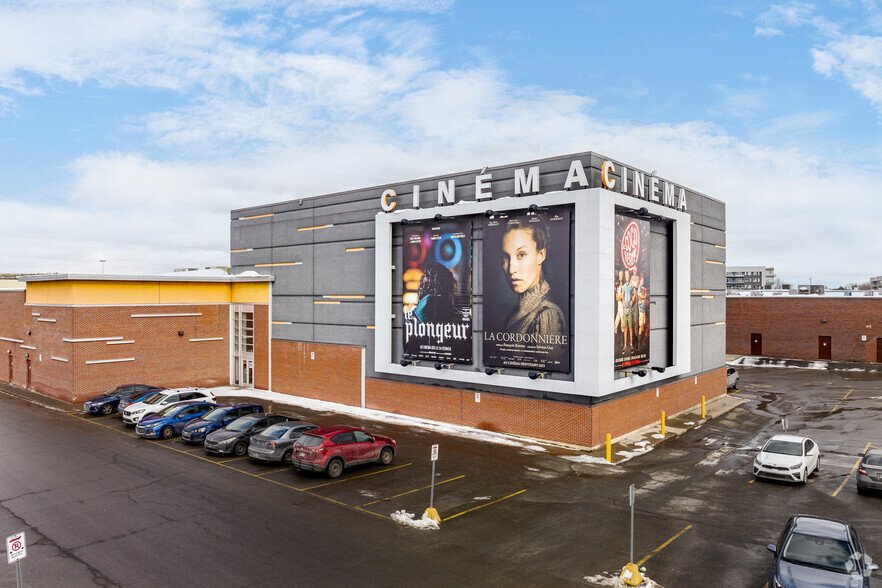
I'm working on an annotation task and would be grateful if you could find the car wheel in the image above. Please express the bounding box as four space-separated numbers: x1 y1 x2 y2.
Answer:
733 378 739 389
233 442 248 457
815 458 820 474
378 447 394 466
857 486 866 496
100 403 114 415
801 467 808 485
160 426 174 440
326 458 344 479
281 450 293 466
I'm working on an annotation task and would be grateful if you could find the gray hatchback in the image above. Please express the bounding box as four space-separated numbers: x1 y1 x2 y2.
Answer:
248 421 319 465
857 449 882 495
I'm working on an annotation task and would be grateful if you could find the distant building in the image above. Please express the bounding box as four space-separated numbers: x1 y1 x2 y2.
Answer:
727 266 775 290
871 276 882 289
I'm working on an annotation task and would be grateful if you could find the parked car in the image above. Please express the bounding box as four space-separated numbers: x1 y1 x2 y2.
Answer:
122 387 215 426
248 421 318 465
857 448 882 495
119 389 165 414
767 514 878 587
727 366 739 389
753 434 820 484
181 403 264 444
82 384 163 415
291 425 396 478
204 413 291 457
135 401 218 439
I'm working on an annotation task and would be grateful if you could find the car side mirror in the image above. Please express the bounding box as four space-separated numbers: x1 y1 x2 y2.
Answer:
766 544 777 554
868 562 879 573
161 401 168 405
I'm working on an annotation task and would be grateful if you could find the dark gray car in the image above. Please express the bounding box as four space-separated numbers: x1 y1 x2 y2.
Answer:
204 413 291 457
857 449 882 495
248 421 318 465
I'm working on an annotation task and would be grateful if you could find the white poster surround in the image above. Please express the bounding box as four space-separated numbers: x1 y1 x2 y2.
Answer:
374 188 691 398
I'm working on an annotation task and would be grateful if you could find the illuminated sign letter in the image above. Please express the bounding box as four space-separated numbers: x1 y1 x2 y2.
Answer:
412 185 421 209
601 160 616 189
678 187 688 211
381 189 397 212
663 182 676 207
475 173 492 200
649 175 660 203
514 166 539 195
620 166 629 194
438 180 455 205
632 170 644 198
564 160 589 190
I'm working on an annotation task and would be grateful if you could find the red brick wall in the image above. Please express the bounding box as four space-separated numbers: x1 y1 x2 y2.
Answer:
270 340 362 406
0 290 28 388
727 298 882 362
268 338 726 447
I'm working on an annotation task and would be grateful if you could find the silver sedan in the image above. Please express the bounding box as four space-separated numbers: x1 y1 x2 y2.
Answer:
248 421 319 465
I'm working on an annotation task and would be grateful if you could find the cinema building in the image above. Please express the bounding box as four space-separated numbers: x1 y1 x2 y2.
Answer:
229 151 727 447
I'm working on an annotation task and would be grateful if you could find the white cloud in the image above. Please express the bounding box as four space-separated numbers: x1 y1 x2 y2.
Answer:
755 26 784 36
812 35 882 110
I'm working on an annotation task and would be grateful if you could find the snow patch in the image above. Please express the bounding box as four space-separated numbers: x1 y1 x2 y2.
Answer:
359 490 381 499
698 447 732 467
583 569 662 587
684 421 695 425
523 445 547 452
651 433 665 439
563 454 614 465
391 510 440 530
525 466 540 472
473 496 491 501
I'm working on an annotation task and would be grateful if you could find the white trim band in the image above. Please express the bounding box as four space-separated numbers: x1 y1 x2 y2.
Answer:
85 358 135 365
63 337 124 343
106 340 135 345
189 337 224 342
31 312 40 317
0 337 24 343
20 345 36 350
36 318 57 323
131 313 202 318
51 356 69 363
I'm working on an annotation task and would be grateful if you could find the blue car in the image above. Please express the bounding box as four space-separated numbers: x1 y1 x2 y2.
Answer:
181 403 264 444
82 384 163 415
136 401 218 439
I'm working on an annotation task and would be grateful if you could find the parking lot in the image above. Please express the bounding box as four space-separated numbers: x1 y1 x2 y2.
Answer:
2 365 881 587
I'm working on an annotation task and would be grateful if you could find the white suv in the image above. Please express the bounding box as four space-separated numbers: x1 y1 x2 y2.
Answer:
122 387 215 425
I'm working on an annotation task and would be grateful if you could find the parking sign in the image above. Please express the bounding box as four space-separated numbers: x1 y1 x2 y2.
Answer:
431 444 439 462
6 532 26 564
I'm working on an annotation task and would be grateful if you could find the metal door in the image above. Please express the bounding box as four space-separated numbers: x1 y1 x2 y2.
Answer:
26 358 31 388
750 333 762 356
877 338 882 363
8 355 12 382
818 336 831 360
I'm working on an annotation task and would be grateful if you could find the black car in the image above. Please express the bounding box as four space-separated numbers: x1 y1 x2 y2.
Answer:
767 514 878 587
204 413 292 457
82 384 163 415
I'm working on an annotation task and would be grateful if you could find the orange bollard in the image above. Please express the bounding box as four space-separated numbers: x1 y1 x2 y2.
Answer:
661 411 666 436
606 434 612 462
701 396 706 419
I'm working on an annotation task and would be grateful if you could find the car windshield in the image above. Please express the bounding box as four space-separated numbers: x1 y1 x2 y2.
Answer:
297 434 324 448
763 440 802 456
261 425 291 440
865 454 882 467
139 392 164 405
157 404 183 417
781 532 859 575
202 408 228 422
106 386 127 397
225 418 256 432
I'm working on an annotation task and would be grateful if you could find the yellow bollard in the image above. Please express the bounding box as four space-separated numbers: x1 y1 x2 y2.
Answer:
701 396 706 419
606 433 612 462
661 411 666 436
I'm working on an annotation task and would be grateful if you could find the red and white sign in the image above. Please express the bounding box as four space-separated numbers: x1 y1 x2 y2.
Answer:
6 532 26 564
431 444 439 462
620 221 640 270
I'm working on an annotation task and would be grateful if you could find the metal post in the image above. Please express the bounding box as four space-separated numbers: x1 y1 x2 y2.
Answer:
16 560 22 588
629 484 635 563
429 459 436 509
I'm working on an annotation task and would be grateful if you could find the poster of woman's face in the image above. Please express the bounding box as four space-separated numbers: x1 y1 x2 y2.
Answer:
482 207 570 372
402 219 473 363
614 213 650 370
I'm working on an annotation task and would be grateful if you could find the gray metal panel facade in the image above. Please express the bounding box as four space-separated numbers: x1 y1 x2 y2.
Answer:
231 151 726 403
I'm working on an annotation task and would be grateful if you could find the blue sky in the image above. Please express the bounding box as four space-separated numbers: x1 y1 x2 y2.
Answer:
2 0 881 286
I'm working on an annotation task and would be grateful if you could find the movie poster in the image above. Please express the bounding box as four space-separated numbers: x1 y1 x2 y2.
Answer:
482 208 570 372
402 219 472 363
614 214 650 370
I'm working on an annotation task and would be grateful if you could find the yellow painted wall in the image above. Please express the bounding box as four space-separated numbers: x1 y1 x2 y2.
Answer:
26 280 270 306
232 282 269 304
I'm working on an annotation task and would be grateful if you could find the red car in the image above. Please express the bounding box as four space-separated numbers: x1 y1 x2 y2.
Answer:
291 425 396 478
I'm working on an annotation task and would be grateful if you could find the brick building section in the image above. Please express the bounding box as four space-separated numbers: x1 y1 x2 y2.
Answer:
0 297 268 404
270 340 362 406
727 298 882 362
267 337 726 447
